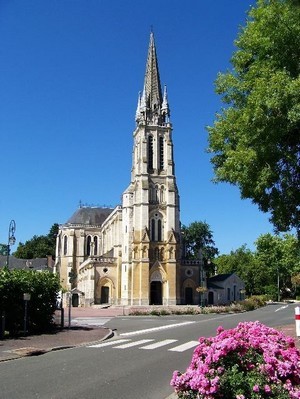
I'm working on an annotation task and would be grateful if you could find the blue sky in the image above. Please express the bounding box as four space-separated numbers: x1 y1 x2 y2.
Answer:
0 0 275 255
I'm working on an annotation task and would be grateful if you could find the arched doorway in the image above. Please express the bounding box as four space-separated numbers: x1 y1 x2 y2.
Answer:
72 293 79 307
95 276 114 305
101 286 109 304
150 281 162 305
185 287 193 305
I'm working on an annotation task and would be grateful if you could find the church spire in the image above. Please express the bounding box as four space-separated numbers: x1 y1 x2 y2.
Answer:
144 32 163 112
136 32 170 125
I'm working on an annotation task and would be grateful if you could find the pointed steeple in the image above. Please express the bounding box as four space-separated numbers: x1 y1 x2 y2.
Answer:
135 32 171 125
144 32 163 112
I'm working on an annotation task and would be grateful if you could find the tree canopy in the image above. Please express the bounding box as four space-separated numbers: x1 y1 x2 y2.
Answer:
181 221 219 273
207 0 300 237
13 223 59 259
216 233 300 299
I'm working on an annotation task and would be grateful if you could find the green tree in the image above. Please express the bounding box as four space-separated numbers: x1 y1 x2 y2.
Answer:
14 223 59 259
255 233 299 299
207 0 300 237
214 245 259 296
182 221 219 273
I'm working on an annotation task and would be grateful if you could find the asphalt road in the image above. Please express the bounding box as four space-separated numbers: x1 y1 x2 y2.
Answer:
0 303 296 399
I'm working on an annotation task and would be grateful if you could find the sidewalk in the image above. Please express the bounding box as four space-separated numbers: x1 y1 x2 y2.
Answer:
0 306 299 363
0 306 122 362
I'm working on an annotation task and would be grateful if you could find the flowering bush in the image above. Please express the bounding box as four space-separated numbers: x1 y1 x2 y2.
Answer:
171 321 300 398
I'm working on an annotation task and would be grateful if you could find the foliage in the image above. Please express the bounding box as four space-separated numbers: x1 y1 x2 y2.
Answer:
215 234 300 299
255 233 300 299
171 321 300 399
215 245 259 295
182 221 219 273
240 295 268 311
207 0 300 237
0 268 60 336
14 223 59 259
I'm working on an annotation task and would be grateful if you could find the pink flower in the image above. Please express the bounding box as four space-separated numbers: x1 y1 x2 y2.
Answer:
253 384 260 392
264 385 271 393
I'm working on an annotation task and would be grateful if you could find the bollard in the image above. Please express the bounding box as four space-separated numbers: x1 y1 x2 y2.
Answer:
295 306 300 337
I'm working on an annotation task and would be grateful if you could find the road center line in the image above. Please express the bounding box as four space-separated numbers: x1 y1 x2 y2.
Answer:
119 321 196 337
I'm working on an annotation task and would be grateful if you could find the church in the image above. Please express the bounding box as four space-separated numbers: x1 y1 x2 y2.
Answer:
55 33 206 307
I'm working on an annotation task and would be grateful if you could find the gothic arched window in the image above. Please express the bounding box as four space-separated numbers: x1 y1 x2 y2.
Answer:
86 235 92 256
94 236 98 255
151 219 156 241
159 136 164 170
148 135 154 171
150 213 164 242
160 185 165 203
158 219 162 241
63 236 68 256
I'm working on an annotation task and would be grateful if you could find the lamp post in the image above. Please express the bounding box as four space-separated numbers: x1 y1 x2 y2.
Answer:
196 249 205 307
6 220 16 268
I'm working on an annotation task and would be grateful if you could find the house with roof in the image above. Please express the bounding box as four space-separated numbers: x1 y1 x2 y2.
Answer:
0 255 54 271
207 273 245 306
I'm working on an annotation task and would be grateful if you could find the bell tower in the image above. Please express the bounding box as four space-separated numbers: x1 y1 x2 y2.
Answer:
121 33 180 305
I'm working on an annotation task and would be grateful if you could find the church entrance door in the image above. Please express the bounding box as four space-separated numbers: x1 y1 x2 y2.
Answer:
101 286 109 304
185 287 193 305
150 281 162 305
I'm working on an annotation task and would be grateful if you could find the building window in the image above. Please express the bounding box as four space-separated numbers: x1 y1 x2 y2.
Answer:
148 135 154 171
63 236 68 256
94 236 98 255
150 213 163 242
160 185 165 203
151 219 155 241
158 219 162 241
159 136 164 170
86 235 92 256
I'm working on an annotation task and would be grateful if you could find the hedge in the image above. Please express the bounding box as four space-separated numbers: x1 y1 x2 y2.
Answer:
0 268 60 337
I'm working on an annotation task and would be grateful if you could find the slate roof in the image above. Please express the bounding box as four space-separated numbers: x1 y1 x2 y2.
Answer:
207 282 224 290
208 273 233 282
0 255 53 271
65 207 114 226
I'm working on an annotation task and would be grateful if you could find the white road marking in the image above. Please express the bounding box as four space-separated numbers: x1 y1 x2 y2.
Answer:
114 339 154 349
275 305 288 312
119 321 196 337
87 339 130 348
140 339 178 350
87 338 200 353
168 340 199 352
72 317 112 326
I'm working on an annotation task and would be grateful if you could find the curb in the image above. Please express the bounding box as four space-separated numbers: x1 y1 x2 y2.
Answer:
0 329 114 362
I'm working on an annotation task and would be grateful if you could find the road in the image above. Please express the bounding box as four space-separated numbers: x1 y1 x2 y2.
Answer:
0 303 296 399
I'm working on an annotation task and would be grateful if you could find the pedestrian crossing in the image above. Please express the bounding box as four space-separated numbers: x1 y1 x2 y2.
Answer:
86 338 199 353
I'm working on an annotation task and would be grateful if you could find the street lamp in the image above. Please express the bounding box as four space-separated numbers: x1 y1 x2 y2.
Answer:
6 220 16 268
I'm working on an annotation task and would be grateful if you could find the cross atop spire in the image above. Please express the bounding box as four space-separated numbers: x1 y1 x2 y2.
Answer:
135 32 170 125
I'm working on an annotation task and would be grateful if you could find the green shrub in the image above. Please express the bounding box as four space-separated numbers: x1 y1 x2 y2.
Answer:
240 295 267 311
0 268 60 336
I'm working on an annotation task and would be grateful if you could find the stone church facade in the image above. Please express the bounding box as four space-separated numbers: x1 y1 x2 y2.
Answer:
55 33 204 307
